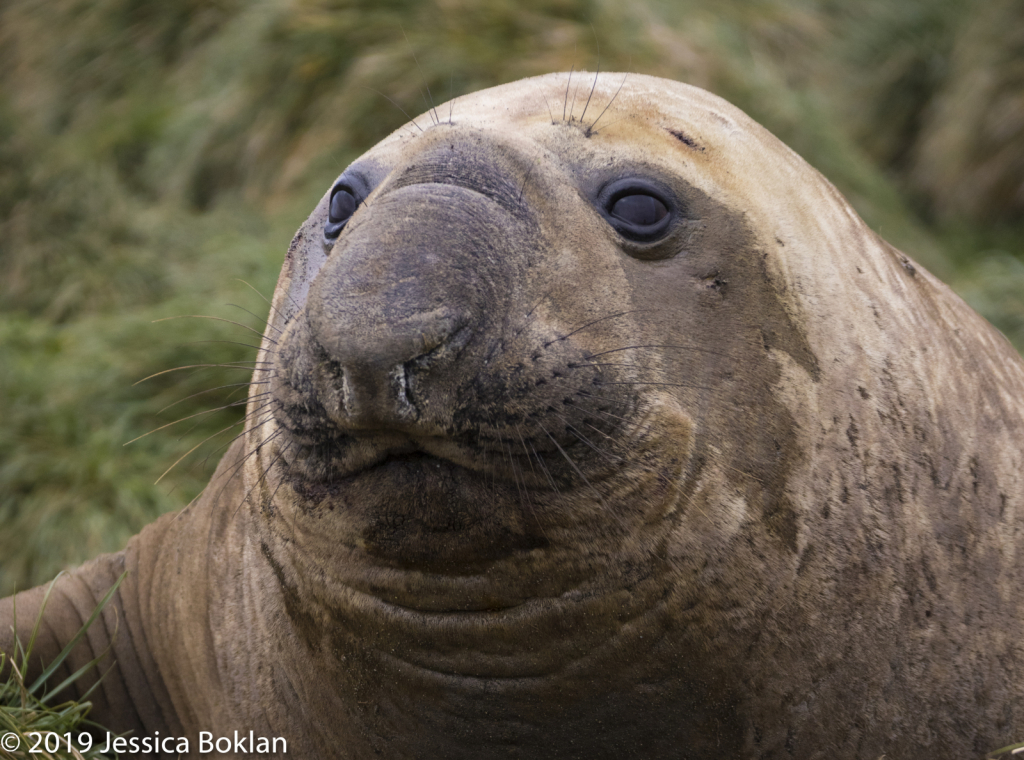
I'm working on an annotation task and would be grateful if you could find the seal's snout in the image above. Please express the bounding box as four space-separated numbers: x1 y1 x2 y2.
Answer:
291 180 522 437
314 305 472 428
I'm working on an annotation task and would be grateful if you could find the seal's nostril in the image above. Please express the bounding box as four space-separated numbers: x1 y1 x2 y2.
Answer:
389 363 418 421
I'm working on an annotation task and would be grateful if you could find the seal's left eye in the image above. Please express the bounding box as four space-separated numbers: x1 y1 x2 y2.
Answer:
325 187 357 239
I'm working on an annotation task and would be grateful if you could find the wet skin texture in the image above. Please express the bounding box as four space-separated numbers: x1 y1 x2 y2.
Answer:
3 73 1024 759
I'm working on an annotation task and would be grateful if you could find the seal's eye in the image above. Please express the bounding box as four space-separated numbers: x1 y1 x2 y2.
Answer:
597 179 674 246
325 187 357 239
610 193 668 227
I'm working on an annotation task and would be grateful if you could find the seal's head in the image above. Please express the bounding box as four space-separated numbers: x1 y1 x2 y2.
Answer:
241 73 1024 757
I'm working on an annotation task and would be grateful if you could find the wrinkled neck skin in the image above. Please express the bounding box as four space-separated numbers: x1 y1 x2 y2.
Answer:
242 409 710 757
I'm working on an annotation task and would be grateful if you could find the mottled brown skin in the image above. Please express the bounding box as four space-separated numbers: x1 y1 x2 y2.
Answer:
3 73 1024 759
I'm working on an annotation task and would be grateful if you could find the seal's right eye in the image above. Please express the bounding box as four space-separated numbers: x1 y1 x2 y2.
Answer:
610 194 668 227
596 178 676 248
325 187 357 239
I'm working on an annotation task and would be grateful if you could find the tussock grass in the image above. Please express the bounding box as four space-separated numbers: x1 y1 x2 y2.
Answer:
987 739 1024 759
839 0 1024 223
0 573 124 760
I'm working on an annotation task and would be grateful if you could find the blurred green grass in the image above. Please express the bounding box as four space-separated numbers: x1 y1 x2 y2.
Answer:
0 0 1021 596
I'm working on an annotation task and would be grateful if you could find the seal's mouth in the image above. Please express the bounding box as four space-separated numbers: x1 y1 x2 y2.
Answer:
282 446 462 498
274 422 574 492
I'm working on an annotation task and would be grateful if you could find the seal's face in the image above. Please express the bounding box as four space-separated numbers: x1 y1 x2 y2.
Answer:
262 84 715 558
243 73 831 752
269 124 701 564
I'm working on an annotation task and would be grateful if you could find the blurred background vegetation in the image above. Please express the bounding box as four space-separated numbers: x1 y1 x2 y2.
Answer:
0 0 1021 596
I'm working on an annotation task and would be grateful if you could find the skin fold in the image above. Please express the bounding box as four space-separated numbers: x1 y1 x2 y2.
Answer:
2 73 1023 759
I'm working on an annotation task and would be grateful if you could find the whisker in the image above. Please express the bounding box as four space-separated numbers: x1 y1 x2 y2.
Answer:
235 279 287 324
526 437 561 495
514 425 545 490
508 285 561 344
583 420 619 444
573 393 642 425
178 339 271 352
590 115 628 132
260 446 294 516
125 397 269 445
571 361 644 369
585 344 738 360
568 76 582 122
226 303 280 335
157 381 270 414
175 407 270 476
448 72 454 124
538 422 632 534
518 156 538 206
360 85 425 133
223 384 258 405
559 418 621 465
562 65 575 122
156 416 271 485
505 432 551 544
578 53 600 124
151 314 276 344
175 398 273 444
541 94 555 125
181 417 280 513
403 26 440 126
498 433 529 513
279 442 308 552
208 423 282 500
133 363 273 385
539 423 596 496
195 416 277 474
233 436 286 518
589 72 628 133
596 381 714 391
552 309 651 342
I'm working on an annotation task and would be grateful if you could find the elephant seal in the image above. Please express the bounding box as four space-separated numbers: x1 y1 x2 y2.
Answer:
3 72 1024 759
